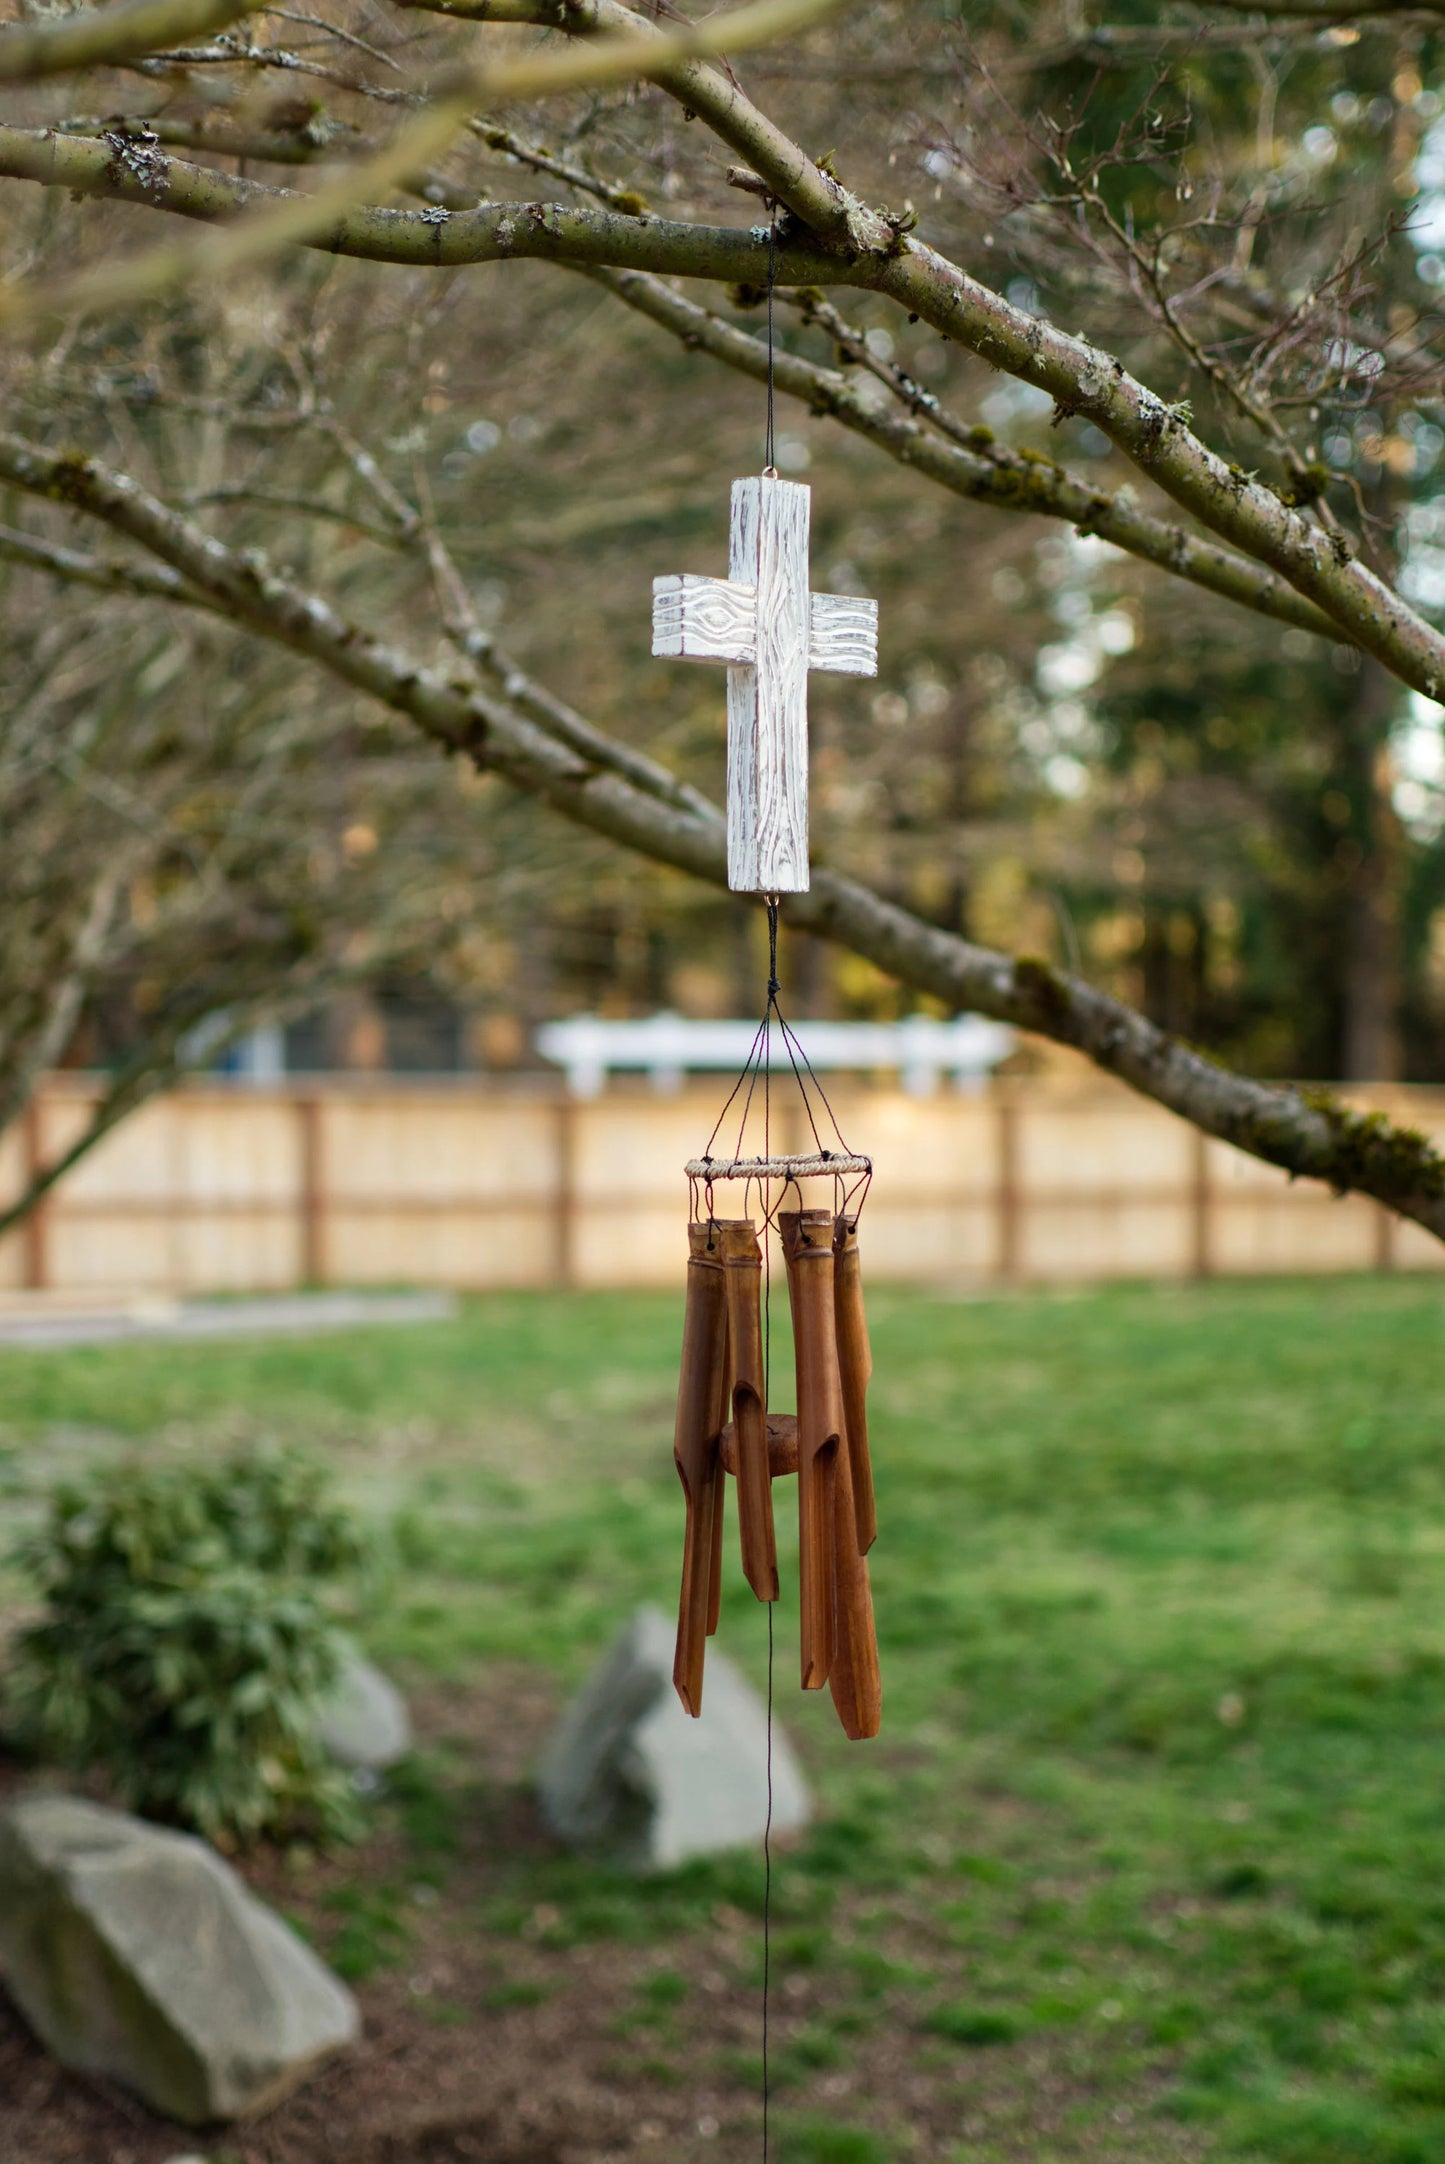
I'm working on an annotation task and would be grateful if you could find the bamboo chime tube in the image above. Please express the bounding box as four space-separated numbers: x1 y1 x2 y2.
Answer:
832 1214 877 1554
708 1275 731 1638
671 1221 729 1716
719 1217 779 1603
780 1208 842 1690
830 1208 881 1735
827 1307 882 1729
706 1392 727 1637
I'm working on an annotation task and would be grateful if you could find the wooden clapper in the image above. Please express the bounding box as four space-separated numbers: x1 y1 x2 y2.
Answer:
657 470 883 1738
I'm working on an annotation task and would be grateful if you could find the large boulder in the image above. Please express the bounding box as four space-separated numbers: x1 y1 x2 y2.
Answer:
315 1638 412 1771
537 1604 810 1872
0 1795 359 2124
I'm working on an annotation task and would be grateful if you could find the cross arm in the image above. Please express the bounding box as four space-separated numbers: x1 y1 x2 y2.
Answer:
653 573 757 664
809 592 877 678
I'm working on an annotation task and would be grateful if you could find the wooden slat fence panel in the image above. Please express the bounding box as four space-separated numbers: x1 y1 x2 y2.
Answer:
3 1074 1445 1297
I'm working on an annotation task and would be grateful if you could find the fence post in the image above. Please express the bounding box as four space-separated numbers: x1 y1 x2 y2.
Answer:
994 1091 1020 1284
298 1095 326 1285
554 1095 577 1287
1190 1126 1213 1279
21 1094 48 1293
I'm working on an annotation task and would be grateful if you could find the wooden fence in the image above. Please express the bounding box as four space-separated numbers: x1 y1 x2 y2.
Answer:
1 1074 1442 1298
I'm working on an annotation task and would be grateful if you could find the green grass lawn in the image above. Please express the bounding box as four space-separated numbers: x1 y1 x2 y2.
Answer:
2 1275 1444 2163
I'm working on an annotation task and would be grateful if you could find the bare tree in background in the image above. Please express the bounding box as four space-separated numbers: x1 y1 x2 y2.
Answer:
0 480 536 1237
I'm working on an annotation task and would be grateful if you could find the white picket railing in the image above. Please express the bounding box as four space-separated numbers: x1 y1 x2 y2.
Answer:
535 1011 1013 1099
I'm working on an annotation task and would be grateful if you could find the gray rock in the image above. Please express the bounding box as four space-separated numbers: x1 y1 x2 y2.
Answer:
537 1604 810 1872
0 1795 359 2124
315 1638 411 1770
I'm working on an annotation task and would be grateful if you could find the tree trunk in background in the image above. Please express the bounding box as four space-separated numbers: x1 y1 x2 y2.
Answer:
1141 904 1205 1044
1341 657 1404 1083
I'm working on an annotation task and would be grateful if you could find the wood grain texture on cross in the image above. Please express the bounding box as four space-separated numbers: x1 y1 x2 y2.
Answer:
652 476 878 893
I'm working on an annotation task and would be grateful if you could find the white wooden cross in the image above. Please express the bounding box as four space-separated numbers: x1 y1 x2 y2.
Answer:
652 476 878 894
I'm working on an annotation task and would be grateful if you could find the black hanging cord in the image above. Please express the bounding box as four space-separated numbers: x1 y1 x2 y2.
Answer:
763 1599 774 2164
764 203 778 476
761 889 776 2164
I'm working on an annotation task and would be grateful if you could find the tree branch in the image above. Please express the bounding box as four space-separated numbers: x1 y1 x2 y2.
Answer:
0 0 261 82
1211 0 1445 15
399 0 893 253
0 866 127 1143
0 522 212 611
577 264 1345 642
427 0 1445 701
871 259 1445 695
2 428 1441 1242
0 515 721 829
5 40 1437 704
0 959 387 1244
0 123 845 280
0 0 841 322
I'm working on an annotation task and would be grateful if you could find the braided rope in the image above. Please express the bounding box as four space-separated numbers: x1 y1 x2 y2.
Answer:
684 1151 871 1180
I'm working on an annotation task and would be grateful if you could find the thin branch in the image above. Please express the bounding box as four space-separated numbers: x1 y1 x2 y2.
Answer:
58 113 367 164
1041 134 1339 522
1211 0 1445 15
0 961 381 1242
0 867 126 1141
0 522 213 610
0 118 844 276
266 7 405 69
179 484 407 543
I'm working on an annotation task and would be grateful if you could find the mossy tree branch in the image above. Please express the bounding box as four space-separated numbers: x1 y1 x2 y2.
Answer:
575 264 1345 643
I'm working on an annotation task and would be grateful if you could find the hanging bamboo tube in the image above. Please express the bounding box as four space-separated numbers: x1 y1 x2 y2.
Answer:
719 1217 779 1603
828 1415 883 1740
780 1207 842 1691
706 1378 727 1637
832 1214 877 1555
709 1263 735 1635
671 1221 729 1715
707 1299 730 1637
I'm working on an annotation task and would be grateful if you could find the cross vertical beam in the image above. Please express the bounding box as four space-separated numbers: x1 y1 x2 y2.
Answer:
652 475 879 896
728 476 811 894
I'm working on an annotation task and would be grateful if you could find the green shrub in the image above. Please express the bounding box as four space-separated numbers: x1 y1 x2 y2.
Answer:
6 1447 368 1846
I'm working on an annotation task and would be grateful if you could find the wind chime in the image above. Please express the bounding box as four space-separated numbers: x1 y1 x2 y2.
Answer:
652 277 884 1744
